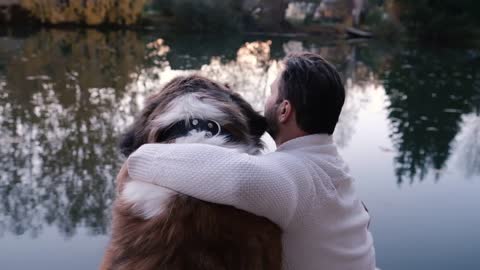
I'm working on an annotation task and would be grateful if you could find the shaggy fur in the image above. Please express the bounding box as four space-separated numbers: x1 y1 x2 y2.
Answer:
100 75 282 270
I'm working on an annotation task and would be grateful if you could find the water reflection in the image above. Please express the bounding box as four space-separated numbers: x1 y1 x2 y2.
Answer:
382 48 480 183
0 29 149 237
0 29 478 238
455 114 480 178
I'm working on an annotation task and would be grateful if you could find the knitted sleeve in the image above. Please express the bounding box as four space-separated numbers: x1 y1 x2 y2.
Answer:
127 143 310 229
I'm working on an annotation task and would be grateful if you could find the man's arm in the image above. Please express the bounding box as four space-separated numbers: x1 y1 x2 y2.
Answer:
127 143 310 229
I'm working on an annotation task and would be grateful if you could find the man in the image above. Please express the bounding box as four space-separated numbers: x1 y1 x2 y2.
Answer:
127 52 376 270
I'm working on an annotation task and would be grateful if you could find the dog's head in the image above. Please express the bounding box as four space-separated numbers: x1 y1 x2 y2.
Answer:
120 75 267 156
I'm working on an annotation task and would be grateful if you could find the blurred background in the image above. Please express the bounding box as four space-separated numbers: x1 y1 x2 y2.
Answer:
0 1 479 269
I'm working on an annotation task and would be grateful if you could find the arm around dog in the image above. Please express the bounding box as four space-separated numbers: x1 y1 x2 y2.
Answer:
127 143 307 229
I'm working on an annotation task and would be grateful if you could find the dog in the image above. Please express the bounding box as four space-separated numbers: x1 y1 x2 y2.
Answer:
100 75 282 270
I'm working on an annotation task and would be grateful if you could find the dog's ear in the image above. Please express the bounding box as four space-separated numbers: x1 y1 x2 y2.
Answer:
247 111 268 138
230 92 267 138
119 97 160 157
119 120 150 157
119 127 139 157
119 126 152 157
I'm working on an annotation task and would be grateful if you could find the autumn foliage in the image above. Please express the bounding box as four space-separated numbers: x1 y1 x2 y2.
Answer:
19 0 147 25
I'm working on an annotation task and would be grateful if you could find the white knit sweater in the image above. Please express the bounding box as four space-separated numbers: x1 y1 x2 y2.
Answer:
127 134 376 270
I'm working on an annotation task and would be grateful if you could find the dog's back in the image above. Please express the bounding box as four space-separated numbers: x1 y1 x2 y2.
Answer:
106 196 281 270
101 75 282 270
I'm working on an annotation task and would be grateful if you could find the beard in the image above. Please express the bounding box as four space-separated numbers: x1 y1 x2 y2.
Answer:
264 102 280 140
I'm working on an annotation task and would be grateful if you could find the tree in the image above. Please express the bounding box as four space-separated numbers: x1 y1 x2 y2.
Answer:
19 0 147 25
394 0 480 40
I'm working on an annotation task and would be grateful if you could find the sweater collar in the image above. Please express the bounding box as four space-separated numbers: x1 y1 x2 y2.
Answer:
276 134 333 151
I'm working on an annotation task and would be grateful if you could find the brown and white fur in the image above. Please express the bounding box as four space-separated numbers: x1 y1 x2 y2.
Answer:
100 75 282 270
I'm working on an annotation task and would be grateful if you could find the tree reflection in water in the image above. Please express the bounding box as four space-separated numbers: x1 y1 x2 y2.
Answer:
0 29 478 238
0 29 150 237
383 48 480 184
455 114 480 178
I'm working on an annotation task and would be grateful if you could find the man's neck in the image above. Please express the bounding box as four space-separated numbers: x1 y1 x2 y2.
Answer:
274 129 308 146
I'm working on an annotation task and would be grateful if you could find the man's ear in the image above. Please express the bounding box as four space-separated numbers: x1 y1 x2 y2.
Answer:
278 100 292 123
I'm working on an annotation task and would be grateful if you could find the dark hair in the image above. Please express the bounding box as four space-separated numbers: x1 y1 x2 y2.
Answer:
278 52 345 135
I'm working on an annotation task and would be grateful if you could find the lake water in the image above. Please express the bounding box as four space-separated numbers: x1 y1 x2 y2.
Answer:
0 28 479 270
